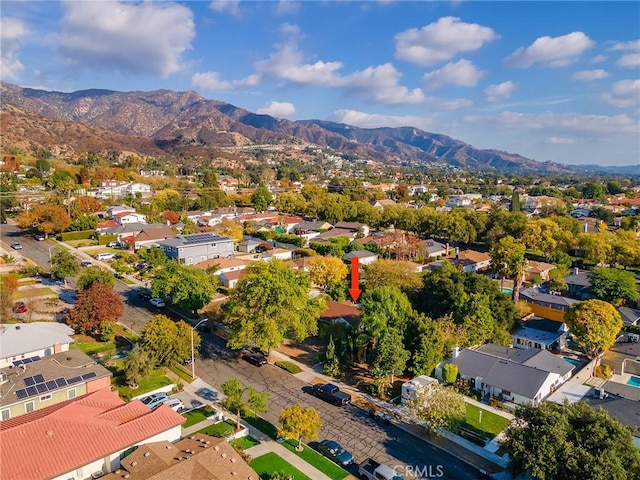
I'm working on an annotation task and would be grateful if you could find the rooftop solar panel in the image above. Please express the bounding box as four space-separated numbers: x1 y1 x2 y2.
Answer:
33 374 45 384
45 380 57 390
22 357 33 364
55 378 68 388
24 376 35 387
13 360 23 367
81 372 97 380
26 386 37 396
66 376 82 384
15 389 28 400
31 356 42 362
36 383 48 394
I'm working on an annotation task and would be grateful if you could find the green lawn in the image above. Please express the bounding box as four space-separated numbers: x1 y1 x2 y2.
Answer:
231 436 259 451
281 439 350 480
169 364 195 384
250 452 312 480
464 403 511 437
113 366 173 401
196 419 237 438
244 414 279 439
14 287 56 299
181 406 218 428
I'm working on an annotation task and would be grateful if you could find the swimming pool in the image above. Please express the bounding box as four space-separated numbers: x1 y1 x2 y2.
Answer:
563 357 581 367
626 376 640 388
501 287 513 294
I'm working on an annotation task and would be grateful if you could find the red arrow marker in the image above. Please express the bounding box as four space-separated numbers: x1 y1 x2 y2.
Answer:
348 256 361 302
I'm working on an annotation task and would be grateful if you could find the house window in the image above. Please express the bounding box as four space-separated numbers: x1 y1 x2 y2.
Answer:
25 401 35 413
1 409 10 421
40 394 52 402
67 388 77 399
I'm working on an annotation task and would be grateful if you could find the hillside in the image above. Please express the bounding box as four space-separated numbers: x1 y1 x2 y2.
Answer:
0 82 574 173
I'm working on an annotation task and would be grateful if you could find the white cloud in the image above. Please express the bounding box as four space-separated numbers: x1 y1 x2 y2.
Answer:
571 69 611 81
191 72 260 91
484 81 517 102
503 32 594 68
332 109 436 131
463 111 640 135
601 79 640 108
256 101 296 117
609 40 640 51
275 1 300 16
255 28 424 105
617 53 640 67
59 1 195 77
590 54 607 64
209 0 240 16
546 137 575 144
0 17 27 81
425 96 473 110
394 17 498 66
421 59 485 90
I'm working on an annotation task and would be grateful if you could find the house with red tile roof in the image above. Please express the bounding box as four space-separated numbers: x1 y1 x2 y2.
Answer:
320 301 361 327
100 435 258 480
0 388 184 480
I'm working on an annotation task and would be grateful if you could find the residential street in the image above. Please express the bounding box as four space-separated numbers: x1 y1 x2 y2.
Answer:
1 224 490 479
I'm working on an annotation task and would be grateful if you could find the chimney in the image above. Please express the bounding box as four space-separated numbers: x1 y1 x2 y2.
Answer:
573 267 579 275
452 346 460 360
445 243 450 255
583 222 588 233
53 343 62 354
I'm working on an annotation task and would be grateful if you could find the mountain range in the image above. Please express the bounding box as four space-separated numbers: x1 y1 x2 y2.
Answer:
0 82 574 173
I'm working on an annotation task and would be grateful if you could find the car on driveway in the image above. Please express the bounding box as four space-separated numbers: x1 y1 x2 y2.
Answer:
139 392 169 410
150 297 166 308
10 243 22 250
95 252 116 261
12 301 27 314
80 260 92 267
243 352 267 367
34 234 46 241
166 398 184 413
317 439 354 466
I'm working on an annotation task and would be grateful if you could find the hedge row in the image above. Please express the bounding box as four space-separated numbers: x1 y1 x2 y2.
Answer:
60 230 94 241
98 234 118 245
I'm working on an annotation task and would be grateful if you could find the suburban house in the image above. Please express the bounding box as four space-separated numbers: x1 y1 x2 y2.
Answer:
343 250 378 265
446 194 482 208
563 269 592 299
106 204 136 217
262 215 304 234
0 388 184 480
429 249 492 273
0 323 75 369
448 344 574 406
334 221 370 238
195 257 249 288
525 260 556 283
425 239 449 258
371 198 397 208
113 211 147 225
320 301 361 328
219 269 248 289
93 181 153 200
618 306 640 326
401 375 438 405
0 349 111 421
511 317 569 351
294 221 332 235
99 435 258 480
133 225 176 250
237 238 262 253
158 233 235 265
519 287 580 322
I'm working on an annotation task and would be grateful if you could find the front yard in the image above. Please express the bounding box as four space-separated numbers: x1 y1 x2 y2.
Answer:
460 402 512 442
181 406 219 428
250 452 312 480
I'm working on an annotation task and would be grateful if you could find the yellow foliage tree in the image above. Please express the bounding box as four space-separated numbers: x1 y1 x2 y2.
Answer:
307 256 348 290
278 404 322 451
211 217 243 242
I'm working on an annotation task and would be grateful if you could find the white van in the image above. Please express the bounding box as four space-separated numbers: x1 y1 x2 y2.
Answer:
95 253 116 261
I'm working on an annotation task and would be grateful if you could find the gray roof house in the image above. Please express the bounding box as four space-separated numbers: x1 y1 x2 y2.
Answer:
158 233 234 265
618 306 640 326
425 239 449 258
0 323 75 369
449 344 574 406
343 250 378 265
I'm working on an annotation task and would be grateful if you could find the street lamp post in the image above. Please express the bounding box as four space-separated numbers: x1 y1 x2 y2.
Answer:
191 318 208 379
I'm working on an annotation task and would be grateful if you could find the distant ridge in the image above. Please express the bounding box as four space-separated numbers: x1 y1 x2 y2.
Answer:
0 82 575 173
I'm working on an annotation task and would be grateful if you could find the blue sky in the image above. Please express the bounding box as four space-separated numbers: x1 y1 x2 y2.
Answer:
1 1 639 167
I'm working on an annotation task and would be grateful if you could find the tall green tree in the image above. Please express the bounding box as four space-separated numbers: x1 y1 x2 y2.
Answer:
223 259 325 353
77 266 115 292
363 259 423 292
590 267 640 306
139 315 199 366
278 405 322 451
510 189 521 212
405 314 445 377
221 378 270 430
323 335 340 377
564 299 623 359
251 186 273 212
49 250 79 286
502 401 640 480
490 235 527 303
360 286 415 343
151 261 218 314
371 327 410 391
122 346 153 386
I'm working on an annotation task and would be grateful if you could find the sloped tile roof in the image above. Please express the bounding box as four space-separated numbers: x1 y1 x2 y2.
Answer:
0 389 184 480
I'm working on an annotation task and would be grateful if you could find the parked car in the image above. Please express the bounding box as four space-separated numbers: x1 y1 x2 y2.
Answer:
34 234 46 241
150 297 166 308
106 241 119 248
12 301 27 314
317 440 354 466
135 262 149 271
166 398 184 413
10 243 22 250
243 352 267 367
95 252 116 261
310 383 351 406
358 459 403 480
136 288 152 300
139 392 169 410
80 260 93 267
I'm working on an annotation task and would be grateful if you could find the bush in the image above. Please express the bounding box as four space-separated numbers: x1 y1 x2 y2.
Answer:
275 361 303 374
442 363 458 384
60 230 94 241
98 234 119 245
595 364 612 379
295 248 317 257
273 234 304 248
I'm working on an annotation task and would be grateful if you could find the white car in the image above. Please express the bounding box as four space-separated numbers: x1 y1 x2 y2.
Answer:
95 252 116 261
139 392 169 410
150 298 166 308
166 398 184 413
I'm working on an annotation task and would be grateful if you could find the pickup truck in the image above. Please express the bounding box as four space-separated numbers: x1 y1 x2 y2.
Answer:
358 458 403 480
310 383 351 406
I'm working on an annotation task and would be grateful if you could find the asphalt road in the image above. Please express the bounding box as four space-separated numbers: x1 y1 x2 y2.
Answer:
1 223 488 479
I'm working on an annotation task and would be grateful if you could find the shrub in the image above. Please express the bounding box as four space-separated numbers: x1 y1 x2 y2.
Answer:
273 234 304 248
98 234 119 245
275 361 303 374
595 364 612 379
295 248 316 257
442 363 458 384
60 230 94 241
